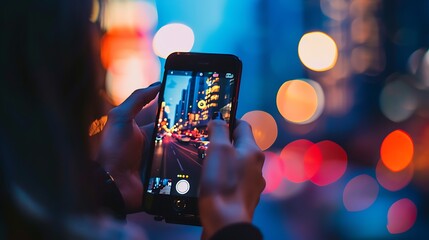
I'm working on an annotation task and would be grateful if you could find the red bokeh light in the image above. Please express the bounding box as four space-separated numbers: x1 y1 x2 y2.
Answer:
310 140 348 186
262 152 284 194
280 139 322 183
376 159 414 191
101 29 145 70
387 198 417 234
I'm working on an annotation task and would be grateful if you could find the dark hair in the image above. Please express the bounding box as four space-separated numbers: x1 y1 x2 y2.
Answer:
0 0 103 238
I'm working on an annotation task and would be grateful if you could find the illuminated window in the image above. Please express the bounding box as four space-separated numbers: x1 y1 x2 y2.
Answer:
212 86 220 92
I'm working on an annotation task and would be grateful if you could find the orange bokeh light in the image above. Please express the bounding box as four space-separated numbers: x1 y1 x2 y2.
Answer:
105 55 160 106
262 152 284 194
241 111 278 151
376 159 414 191
280 139 322 183
380 130 414 172
276 79 324 124
310 140 348 186
89 115 108 136
101 29 144 70
387 198 417 234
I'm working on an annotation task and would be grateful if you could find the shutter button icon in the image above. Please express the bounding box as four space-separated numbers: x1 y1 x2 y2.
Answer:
176 179 190 194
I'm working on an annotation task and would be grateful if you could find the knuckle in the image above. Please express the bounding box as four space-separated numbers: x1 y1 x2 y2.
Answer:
208 142 233 154
107 107 121 119
245 147 265 162
212 119 227 126
242 120 252 131
107 107 130 122
208 119 227 131
241 120 253 133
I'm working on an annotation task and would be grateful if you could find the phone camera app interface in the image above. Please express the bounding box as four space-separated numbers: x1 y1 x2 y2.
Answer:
147 71 235 197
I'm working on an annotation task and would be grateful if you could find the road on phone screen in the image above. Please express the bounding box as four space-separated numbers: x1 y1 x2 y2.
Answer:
151 135 203 195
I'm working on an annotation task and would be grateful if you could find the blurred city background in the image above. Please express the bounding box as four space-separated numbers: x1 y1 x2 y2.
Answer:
89 0 429 239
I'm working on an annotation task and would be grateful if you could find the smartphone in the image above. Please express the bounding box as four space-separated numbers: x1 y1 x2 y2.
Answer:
142 52 242 225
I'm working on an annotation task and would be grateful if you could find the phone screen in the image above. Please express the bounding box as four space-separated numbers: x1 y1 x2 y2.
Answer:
146 70 236 198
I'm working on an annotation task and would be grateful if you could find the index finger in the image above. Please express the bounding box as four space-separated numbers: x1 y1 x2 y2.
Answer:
111 82 161 121
208 119 230 145
232 119 259 149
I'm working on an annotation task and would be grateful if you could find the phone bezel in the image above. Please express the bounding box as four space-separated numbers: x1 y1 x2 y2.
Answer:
141 52 242 224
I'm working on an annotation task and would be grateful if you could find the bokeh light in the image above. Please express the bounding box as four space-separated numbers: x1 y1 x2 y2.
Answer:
350 46 373 74
267 179 306 200
241 111 278 150
89 115 108 136
414 125 429 189
134 1 158 31
276 79 325 124
320 0 348 21
104 0 158 31
387 198 417 234
380 130 414 172
298 31 338 71
153 23 195 59
262 152 284 194
408 48 426 75
310 140 348 186
376 159 414 192
379 79 418 122
351 17 379 45
101 29 143 69
420 50 429 89
280 140 322 183
90 0 100 23
343 174 379 212
106 56 160 105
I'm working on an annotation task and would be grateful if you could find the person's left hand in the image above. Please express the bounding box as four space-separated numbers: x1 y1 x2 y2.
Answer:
97 82 161 213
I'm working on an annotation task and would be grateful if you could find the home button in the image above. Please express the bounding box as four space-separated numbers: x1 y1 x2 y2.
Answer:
173 199 187 211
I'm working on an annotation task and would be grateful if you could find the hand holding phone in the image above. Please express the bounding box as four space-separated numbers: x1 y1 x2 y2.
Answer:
142 52 242 224
97 84 161 213
199 119 266 239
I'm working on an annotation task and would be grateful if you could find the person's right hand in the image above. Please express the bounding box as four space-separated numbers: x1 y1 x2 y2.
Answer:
199 119 266 239
96 83 160 213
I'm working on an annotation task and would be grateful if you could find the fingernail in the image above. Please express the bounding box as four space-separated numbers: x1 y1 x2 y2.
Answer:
149 82 161 87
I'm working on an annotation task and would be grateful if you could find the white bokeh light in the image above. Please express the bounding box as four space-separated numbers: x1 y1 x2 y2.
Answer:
380 79 418 122
104 1 158 31
298 31 338 72
153 23 195 59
